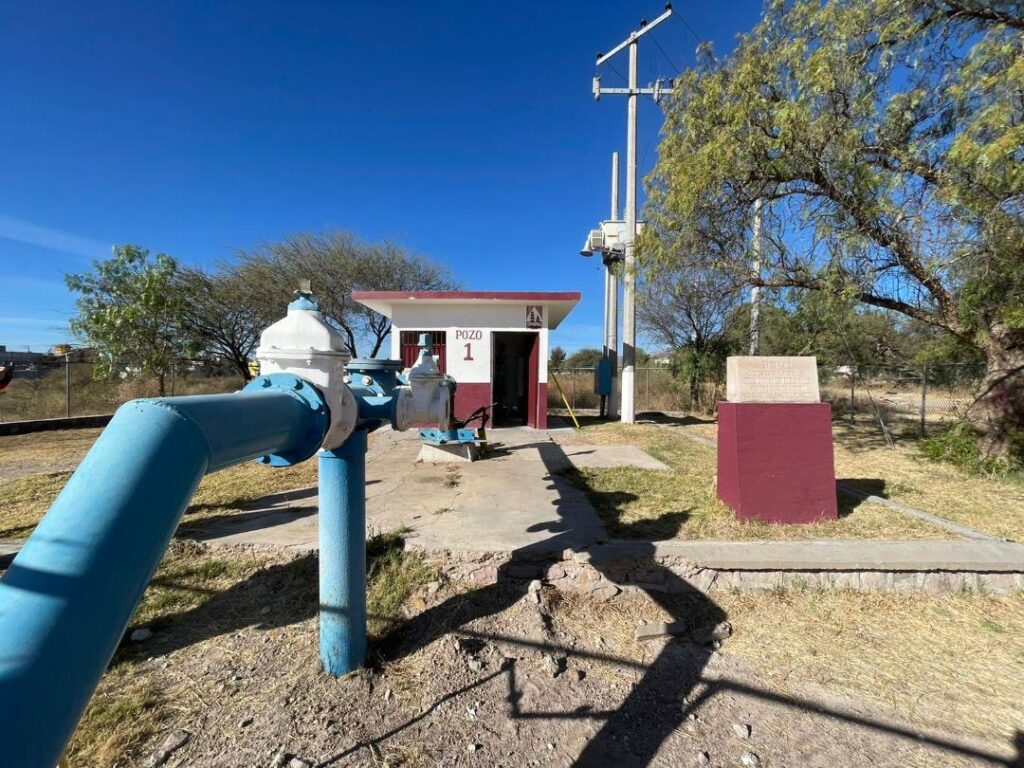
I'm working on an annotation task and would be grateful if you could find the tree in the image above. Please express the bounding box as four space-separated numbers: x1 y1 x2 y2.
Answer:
234 231 458 357
66 245 189 396
638 260 742 404
549 346 567 370
645 0 1024 458
565 348 605 370
175 267 269 381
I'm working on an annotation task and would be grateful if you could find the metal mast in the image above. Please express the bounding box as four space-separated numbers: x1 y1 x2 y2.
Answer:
594 3 673 423
606 151 620 419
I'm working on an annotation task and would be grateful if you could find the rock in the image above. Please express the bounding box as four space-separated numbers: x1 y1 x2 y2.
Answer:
635 620 688 642
468 657 483 672
147 730 189 766
696 752 711 766
572 669 586 682
547 742 556 751
732 723 752 740
590 582 621 602
693 621 732 646
467 742 480 753
543 653 566 678
287 759 311 768
383 688 392 702
131 628 153 642
270 749 288 768
527 579 542 593
426 580 441 595
740 751 761 766
239 716 254 728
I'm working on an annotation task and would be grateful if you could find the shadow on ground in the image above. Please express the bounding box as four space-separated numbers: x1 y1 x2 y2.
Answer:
123 436 1017 767
836 478 888 517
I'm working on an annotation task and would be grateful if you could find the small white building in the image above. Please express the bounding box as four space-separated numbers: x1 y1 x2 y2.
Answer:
352 291 580 429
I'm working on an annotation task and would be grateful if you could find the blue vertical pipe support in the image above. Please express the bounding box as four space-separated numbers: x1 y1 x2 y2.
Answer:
318 429 369 675
0 374 328 768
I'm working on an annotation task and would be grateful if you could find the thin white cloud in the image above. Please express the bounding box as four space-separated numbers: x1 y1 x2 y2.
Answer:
0 214 110 259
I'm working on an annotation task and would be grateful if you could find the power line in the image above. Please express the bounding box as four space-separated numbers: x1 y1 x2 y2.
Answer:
649 31 680 75
676 11 703 45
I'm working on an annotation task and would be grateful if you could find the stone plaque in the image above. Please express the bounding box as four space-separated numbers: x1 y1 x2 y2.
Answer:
726 356 820 403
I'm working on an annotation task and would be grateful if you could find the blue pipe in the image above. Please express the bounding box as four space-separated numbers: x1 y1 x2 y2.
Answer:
318 430 368 676
0 379 328 767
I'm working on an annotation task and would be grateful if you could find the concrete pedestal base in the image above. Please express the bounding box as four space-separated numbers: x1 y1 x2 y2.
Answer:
717 402 837 524
417 442 479 463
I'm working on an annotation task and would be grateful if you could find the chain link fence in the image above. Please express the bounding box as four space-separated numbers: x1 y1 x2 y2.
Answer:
549 362 985 438
0 360 243 423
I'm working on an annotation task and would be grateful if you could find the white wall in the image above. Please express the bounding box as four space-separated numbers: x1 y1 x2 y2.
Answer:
390 302 551 385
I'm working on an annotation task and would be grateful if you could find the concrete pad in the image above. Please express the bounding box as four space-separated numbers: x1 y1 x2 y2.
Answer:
188 426 608 556
587 539 1024 572
561 444 669 471
417 442 479 463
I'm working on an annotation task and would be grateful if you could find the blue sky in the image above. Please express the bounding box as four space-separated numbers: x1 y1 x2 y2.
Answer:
0 0 763 355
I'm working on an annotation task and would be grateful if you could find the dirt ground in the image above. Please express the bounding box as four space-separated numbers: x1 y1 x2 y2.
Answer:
45 543 1022 768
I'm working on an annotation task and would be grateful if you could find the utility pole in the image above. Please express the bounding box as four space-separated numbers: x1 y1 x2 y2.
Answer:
606 151 620 419
749 197 762 355
594 3 673 423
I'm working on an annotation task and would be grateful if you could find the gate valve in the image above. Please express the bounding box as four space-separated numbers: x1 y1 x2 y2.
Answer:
395 334 452 431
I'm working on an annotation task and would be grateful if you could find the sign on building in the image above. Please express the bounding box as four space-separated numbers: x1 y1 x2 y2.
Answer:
526 305 543 329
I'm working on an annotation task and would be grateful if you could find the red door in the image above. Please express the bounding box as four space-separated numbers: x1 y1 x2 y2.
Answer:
526 333 539 428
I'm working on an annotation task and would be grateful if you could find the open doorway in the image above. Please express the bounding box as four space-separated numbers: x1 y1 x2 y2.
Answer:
491 332 539 427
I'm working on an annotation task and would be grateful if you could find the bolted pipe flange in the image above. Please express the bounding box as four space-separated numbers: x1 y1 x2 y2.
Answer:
243 373 330 466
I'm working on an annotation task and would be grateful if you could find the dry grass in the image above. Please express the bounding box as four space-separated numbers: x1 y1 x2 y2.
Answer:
0 427 101 468
549 584 1024 746
557 422 954 541
1 471 72 537
64 534 431 766
662 417 1024 542
0 427 320 538
718 588 1024 742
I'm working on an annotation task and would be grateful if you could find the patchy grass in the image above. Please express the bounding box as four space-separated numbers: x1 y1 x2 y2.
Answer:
0 427 101 470
67 671 167 767
718 588 1024 742
0 452 319 539
0 471 72 537
65 532 432 766
551 585 1024 745
557 423 953 541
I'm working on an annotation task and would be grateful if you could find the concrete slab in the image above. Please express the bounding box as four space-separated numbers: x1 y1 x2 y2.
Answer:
588 539 1024 572
561 444 669 471
188 426 609 556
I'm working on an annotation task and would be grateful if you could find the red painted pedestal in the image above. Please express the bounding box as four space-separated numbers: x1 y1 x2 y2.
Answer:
717 402 838 524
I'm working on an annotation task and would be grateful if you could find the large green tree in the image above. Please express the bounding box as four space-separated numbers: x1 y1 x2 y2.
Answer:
66 245 189 395
645 0 1024 458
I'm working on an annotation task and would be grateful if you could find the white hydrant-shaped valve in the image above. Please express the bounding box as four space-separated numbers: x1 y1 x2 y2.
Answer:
255 286 359 449
395 333 451 431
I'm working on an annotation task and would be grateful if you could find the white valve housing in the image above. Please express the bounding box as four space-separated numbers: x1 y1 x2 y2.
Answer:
256 292 357 449
394 343 451 431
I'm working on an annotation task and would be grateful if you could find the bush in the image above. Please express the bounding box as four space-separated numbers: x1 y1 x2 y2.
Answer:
920 422 1022 477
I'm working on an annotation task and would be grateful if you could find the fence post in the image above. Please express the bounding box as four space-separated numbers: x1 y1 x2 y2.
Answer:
919 364 928 436
64 357 71 419
571 369 576 412
849 371 856 426
645 367 650 413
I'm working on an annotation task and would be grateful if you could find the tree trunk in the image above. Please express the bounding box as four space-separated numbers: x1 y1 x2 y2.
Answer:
968 324 1024 460
157 373 166 397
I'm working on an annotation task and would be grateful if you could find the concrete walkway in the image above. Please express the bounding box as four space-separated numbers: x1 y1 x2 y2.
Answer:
185 427 613 555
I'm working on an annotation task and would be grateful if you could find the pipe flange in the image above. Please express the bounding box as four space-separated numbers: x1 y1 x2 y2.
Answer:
243 373 330 467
